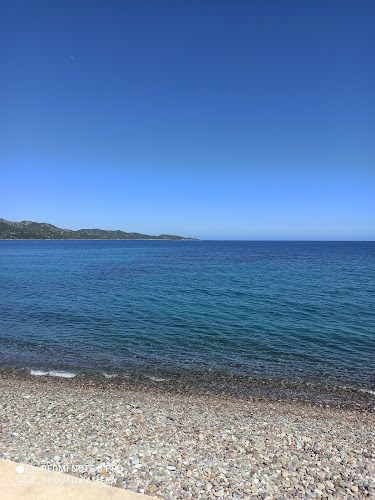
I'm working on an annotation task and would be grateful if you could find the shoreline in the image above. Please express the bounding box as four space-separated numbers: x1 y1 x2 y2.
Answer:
1 371 374 498
1 368 374 412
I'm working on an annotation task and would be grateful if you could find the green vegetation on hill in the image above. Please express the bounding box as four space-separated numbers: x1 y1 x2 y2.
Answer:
0 219 198 240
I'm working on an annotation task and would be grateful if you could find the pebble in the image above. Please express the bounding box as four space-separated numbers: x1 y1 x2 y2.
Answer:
0 372 374 500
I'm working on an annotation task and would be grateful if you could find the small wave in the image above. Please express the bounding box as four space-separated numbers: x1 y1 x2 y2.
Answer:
103 373 117 379
333 384 375 397
144 375 167 382
29 370 76 378
358 388 375 396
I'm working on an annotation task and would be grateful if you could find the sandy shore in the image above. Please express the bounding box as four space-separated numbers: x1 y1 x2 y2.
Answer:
0 372 374 499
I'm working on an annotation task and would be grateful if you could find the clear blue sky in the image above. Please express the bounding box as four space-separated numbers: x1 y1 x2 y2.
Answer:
1 0 374 239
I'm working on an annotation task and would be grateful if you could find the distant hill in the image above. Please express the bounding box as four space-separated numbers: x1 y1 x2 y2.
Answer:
0 219 198 241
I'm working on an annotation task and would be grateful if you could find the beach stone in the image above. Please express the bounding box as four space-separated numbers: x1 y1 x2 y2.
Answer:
1 373 375 500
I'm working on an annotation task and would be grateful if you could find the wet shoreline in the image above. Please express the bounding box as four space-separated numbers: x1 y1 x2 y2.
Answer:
1 368 374 412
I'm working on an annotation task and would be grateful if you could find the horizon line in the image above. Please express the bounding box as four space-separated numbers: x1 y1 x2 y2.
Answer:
1 239 374 242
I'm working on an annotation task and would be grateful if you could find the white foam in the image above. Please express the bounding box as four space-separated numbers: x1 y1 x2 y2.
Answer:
145 375 167 382
359 388 375 396
103 373 117 378
338 384 375 397
30 370 76 378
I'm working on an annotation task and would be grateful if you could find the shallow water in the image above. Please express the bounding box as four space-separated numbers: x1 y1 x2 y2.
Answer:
0 240 374 396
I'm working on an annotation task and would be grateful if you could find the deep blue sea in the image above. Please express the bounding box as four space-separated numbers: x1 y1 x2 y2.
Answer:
0 241 374 399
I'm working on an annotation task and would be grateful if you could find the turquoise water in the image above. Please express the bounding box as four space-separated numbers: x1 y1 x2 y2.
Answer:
0 240 374 395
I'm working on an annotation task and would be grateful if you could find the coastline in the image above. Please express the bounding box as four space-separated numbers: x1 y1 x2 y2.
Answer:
0 239 198 241
2 367 374 411
1 371 374 498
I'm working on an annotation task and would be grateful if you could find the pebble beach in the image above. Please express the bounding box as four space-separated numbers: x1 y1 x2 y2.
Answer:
0 372 374 499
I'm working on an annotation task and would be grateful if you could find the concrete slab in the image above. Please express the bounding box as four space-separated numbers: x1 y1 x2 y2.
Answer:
0 459 153 500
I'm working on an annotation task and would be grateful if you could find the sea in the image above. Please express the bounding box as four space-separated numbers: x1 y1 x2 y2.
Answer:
0 240 374 405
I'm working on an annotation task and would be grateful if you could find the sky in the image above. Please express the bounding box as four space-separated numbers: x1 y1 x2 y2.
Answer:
1 0 374 240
